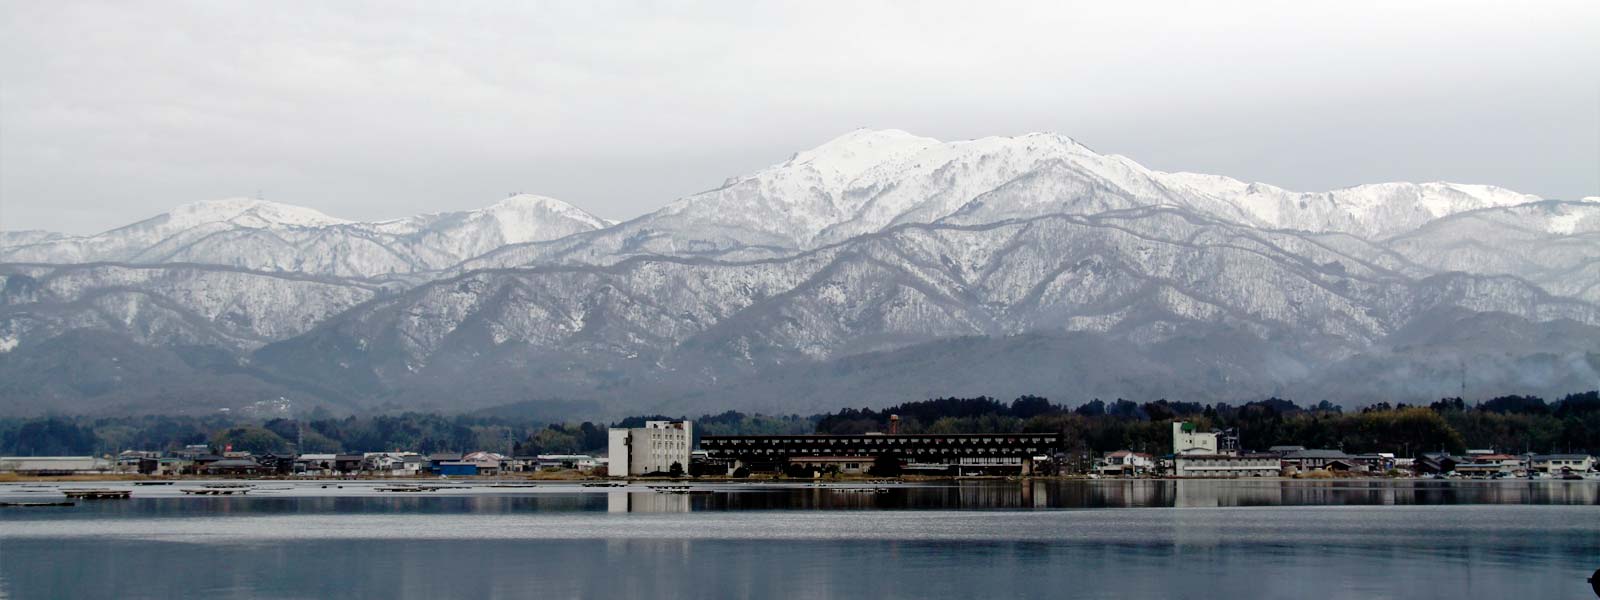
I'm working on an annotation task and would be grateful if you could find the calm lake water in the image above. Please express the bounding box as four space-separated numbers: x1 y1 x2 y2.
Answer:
1 479 1597 599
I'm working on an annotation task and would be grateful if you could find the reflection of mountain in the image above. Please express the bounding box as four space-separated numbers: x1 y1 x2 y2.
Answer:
3 130 1598 416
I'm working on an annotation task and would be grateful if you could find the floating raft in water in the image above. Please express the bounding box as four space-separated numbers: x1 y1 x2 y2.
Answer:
375 486 444 492
133 481 175 486
61 489 131 499
180 488 251 495
0 501 76 507
833 487 891 494
649 485 707 495
581 482 625 488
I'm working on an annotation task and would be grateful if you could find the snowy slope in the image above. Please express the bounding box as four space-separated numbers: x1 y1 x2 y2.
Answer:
0 195 609 278
462 129 1566 271
0 262 382 352
1158 175 1544 239
256 207 1600 413
1384 201 1600 302
5 128 1599 415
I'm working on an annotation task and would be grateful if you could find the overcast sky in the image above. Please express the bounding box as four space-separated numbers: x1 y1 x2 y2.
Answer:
2 1 1597 234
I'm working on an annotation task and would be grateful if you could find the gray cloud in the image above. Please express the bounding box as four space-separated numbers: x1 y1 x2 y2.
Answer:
2 1 1597 233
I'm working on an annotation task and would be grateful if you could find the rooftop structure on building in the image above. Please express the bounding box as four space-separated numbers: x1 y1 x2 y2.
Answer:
1171 422 1237 456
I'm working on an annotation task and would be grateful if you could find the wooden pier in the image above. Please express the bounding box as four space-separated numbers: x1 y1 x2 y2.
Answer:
180 488 251 495
61 489 131 500
649 485 704 495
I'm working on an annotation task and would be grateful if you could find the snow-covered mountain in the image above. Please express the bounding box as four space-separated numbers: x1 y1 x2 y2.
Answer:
253 207 1600 414
2 128 1597 416
461 129 1553 270
0 263 383 353
0 194 609 278
1384 200 1600 302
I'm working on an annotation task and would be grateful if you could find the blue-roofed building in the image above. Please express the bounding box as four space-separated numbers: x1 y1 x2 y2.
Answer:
434 462 479 476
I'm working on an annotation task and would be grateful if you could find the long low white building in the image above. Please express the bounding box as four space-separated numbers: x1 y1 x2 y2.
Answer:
0 456 115 474
1173 454 1281 478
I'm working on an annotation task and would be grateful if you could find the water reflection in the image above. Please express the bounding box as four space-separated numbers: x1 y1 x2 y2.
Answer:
2 506 1596 600
3 480 1598 600
608 491 691 513
626 479 1600 512
1 479 1595 516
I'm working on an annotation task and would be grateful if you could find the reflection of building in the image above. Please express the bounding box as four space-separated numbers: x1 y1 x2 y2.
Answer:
609 420 694 476
1171 479 1277 507
700 433 1062 476
607 491 691 513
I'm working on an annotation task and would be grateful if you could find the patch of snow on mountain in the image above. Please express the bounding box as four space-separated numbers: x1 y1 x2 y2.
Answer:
163 197 351 229
1 194 608 278
778 128 941 193
476 194 611 243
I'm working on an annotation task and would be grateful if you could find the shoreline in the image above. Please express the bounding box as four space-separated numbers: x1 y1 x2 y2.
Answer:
3 473 1592 484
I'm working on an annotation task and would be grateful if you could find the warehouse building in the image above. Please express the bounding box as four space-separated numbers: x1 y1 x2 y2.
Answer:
700 432 1062 476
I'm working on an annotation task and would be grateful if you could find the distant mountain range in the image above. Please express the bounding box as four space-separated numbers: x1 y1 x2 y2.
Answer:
1 193 610 278
3 129 1597 417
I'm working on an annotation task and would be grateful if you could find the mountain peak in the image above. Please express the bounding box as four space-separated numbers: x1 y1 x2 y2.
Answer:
485 193 582 213
469 193 610 242
166 197 350 229
782 129 942 188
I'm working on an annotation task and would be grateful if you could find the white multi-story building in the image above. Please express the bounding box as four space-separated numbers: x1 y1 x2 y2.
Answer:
608 420 693 476
1172 422 1219 455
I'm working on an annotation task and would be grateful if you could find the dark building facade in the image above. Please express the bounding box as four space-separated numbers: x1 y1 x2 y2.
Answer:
700 433 1063 475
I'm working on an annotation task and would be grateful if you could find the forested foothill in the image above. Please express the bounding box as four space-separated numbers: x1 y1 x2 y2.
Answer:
3 392 1597 457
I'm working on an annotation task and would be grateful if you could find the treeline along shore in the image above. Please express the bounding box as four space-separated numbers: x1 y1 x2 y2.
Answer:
3 392 1598 459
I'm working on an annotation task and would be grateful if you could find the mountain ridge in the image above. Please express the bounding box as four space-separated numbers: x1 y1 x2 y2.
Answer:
2 129 1597 416
1 194 610 278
